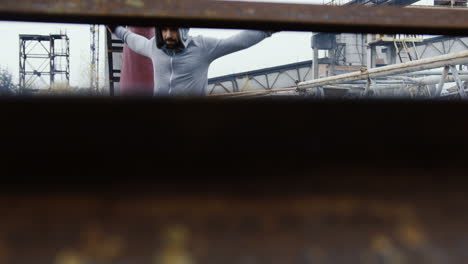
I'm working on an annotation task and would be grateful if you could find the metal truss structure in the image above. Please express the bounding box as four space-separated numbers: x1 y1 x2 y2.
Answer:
208 61 314 95
415 36 468 58
19 34 70 93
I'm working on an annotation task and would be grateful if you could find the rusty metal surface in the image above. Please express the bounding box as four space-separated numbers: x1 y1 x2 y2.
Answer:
1 172 468 264
1 191 468 264
1 0 468 35
2 99 468 263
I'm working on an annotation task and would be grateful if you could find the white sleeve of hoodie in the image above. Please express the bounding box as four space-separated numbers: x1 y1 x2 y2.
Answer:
115 26 153 58
202 30 273 62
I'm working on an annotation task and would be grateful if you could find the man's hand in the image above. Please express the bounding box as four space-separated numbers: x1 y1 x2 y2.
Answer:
106 25 118 34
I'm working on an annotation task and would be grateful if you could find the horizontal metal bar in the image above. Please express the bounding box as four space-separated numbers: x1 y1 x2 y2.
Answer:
1 0 468 35
398 70 468 76
394 74 468 84
24 72 51 75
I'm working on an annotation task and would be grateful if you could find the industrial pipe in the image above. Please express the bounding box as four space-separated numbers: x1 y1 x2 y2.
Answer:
297 50 468 90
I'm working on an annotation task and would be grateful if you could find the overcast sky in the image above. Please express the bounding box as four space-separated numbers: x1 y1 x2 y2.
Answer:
0 0 432 88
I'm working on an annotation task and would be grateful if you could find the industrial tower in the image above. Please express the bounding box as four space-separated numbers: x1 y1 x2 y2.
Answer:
19 33 70 93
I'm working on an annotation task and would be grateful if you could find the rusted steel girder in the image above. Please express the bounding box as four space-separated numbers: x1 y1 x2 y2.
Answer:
1 182 468 264
1 0 468 35
2 98 468 263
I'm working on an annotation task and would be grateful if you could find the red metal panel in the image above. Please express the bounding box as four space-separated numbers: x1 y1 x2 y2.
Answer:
120 27 155 96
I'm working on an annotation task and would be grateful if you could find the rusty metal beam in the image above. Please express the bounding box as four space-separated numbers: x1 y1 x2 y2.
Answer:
2 170 468 264
1 0 468 35
3 98 468 263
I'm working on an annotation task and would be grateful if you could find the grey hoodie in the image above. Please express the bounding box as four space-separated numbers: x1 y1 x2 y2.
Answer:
115 27 273 96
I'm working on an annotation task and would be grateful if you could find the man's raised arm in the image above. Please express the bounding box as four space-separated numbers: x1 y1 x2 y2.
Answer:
108 26 154 58
203 30 276 62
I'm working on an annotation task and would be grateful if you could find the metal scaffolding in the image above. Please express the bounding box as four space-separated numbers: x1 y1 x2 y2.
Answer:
19 34 70 93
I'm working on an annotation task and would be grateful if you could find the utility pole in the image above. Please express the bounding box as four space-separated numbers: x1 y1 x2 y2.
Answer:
90 24 100 93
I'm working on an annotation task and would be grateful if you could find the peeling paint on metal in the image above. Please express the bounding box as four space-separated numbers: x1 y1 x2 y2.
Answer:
126 0 145 8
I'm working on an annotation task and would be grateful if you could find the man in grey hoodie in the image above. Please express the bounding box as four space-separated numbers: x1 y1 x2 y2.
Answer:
109 26 274 96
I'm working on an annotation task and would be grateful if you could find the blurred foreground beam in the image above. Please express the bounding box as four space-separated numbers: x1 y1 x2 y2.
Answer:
2 98 468 263
1 0 468 35
2 185 468 264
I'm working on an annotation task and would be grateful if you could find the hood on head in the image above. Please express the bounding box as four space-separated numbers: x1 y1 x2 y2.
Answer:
155 27 191 49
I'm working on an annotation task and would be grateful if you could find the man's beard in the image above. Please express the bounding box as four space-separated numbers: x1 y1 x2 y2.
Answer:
165 39 179 49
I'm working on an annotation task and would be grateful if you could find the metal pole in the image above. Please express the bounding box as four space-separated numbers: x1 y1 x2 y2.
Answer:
329 49 336 77
366 34 376 69
50 36 55 87
106 29 115 96
313 47 319 80
19 38 24 93
399 70 468 76
97 25 100 92
450 65 466 98
406 69 468 85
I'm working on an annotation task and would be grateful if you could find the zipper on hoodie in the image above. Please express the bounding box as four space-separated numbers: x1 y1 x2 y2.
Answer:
168 50 175 95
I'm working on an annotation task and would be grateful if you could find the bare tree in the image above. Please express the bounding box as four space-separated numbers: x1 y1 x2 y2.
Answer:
0 68 17 95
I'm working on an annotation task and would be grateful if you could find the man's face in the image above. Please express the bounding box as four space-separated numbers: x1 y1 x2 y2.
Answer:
161 27 180 49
